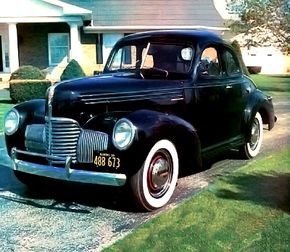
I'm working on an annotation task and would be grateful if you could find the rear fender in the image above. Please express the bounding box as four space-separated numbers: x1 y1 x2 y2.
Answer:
243 91 275 141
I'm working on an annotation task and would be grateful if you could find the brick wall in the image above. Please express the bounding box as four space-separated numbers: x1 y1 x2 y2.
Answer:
80 33 103 75
17 23 70 69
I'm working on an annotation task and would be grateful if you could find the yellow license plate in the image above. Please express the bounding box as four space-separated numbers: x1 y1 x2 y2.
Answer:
93 153 121 169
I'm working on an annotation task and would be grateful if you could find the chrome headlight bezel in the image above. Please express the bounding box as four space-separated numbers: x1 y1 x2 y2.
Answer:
4 108 20 135
112 118 136 150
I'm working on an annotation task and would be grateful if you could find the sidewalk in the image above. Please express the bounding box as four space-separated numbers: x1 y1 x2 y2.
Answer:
0 82 10 101
0 81 9 89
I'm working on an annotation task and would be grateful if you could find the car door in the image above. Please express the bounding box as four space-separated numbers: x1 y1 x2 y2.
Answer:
193 45 244 148
220 46 246 140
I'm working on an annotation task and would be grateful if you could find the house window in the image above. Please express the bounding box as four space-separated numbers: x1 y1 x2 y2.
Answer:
48 33 69 66
103 34 124 64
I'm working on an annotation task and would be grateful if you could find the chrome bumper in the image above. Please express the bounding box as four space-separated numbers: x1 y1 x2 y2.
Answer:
10 148 127 187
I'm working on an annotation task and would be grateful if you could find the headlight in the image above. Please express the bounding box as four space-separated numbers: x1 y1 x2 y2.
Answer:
4 109 20 135
112 118 135 150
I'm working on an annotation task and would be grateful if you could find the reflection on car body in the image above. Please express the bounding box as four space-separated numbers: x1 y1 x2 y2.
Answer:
4 30 276 211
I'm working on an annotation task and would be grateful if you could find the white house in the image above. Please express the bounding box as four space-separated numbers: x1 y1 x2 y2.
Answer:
232 28 290 74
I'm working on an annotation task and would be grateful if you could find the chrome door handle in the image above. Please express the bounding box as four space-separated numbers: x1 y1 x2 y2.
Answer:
226 85 232 89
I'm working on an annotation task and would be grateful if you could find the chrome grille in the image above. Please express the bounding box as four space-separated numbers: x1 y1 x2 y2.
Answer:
77 130 108 163
45 117 81 164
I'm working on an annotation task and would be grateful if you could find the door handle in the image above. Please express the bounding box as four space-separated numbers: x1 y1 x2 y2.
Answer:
226 85 232 89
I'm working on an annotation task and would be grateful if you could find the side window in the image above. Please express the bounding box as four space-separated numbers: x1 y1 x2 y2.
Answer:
199 47 221 77
223 50 241 76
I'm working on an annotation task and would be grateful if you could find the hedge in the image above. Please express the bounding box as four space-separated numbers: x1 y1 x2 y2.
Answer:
10 65 46 80
10 80 51 103
60 59 86 81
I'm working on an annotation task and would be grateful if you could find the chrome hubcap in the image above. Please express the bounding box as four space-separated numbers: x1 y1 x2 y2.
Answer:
147 150 172 198
250 118 260 150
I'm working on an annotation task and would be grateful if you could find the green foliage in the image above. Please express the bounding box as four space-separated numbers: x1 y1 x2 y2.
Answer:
231 40 250 76
9 80 51 103
10 65 45 80
60 59 86 81
227 0 290 52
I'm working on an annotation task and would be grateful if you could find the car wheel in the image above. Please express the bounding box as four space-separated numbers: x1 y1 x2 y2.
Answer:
241 112 263 159
130 139 179 211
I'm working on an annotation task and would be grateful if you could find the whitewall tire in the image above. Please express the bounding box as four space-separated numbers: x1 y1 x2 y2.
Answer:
241 112 263 159
130 139 179 211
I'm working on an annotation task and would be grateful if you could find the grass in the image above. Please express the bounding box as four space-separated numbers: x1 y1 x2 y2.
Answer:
251 74 290 98
105 148 290 252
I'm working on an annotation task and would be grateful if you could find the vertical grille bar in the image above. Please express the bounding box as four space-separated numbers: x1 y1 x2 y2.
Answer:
45 117 81 164
77 130 109 163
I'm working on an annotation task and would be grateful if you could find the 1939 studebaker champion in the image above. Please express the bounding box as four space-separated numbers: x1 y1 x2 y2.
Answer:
4 30 276 211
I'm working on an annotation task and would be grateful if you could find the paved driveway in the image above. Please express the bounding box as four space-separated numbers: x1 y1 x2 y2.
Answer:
0 97 289 251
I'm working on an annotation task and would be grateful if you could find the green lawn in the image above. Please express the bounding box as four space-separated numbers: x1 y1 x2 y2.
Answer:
105 148 290 252
251 74 290 98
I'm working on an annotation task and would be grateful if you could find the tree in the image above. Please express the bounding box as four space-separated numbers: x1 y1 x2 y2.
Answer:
227 0 290 52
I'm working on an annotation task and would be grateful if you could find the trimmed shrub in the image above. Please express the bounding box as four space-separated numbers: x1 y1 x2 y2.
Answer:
10 65 45 80
231 40 250 76
10 80 51 103
60 59 86 81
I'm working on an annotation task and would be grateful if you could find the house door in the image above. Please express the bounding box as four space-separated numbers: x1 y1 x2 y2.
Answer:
0 36 3 72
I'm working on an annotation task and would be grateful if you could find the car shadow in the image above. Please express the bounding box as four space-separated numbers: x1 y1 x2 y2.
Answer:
0 148 255 214
214 171 290 213
201 149 242 170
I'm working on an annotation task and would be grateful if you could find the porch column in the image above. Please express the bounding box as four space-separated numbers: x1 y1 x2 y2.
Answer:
69 22 82 63
8 23 19 72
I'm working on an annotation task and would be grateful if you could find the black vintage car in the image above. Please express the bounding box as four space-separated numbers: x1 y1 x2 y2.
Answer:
4 30 276 211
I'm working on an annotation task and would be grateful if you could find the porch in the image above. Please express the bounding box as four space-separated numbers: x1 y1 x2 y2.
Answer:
0 0 91 82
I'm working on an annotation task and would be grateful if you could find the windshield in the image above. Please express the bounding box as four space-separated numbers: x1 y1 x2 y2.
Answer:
106 42 194 76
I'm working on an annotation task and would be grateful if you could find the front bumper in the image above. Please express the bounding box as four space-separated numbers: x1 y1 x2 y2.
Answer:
10 148 127 187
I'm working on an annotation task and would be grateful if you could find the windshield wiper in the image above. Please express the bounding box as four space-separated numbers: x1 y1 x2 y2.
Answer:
140 42 151 69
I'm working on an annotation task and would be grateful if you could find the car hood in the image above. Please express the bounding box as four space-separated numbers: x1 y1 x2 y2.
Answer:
50 73 184 119
53 73 181 100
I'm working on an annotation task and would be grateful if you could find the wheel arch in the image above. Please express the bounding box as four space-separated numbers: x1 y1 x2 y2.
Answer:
5 99 46 155
243 91 275 138
126 109 202 176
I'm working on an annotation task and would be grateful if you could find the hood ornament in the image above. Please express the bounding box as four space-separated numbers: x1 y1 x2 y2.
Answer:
47 85 55 105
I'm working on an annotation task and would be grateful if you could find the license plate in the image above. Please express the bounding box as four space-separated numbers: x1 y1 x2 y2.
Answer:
93 153 121 169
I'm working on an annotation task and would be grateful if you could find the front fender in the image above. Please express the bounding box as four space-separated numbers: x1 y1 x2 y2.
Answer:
124 109 202 175
5 99 46 155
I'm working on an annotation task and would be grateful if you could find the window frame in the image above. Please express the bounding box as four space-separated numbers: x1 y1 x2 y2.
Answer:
221 47 242 78
48 33 70 66
198 45 223 79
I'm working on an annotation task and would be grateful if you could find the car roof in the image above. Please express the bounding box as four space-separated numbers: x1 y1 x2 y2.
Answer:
119 30 224 45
